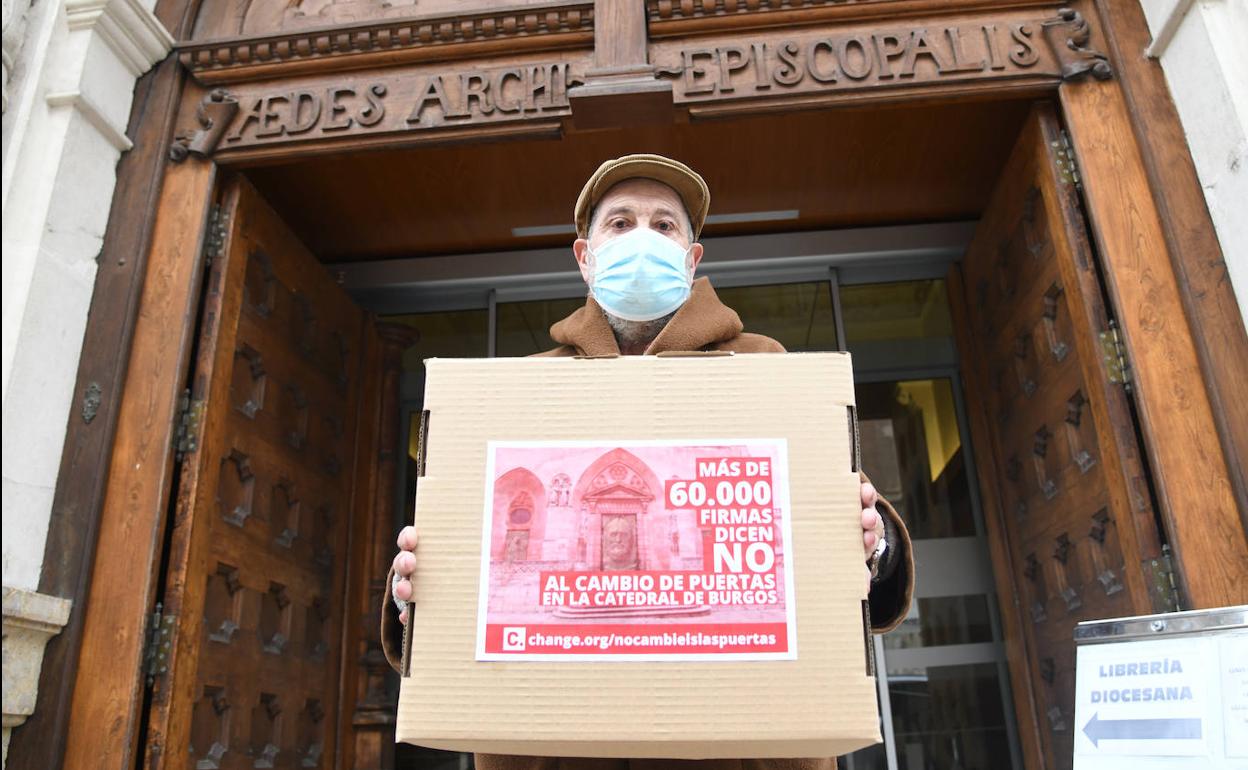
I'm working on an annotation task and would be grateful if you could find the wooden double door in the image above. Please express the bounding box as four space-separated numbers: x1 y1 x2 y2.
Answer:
140 179 397 769
136 104 1167 770
950 104 1169 769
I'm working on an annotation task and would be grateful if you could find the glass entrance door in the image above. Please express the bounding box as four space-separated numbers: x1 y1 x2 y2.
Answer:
852 376 1018 770
385 272 1022 770
840 281 1022 770
492 281 840 356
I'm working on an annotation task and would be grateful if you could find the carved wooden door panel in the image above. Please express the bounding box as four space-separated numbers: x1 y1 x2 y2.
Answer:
950 104 1165 770
143 178 369 769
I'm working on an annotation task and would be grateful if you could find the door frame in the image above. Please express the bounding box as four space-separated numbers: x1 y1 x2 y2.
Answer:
20 1 1247 768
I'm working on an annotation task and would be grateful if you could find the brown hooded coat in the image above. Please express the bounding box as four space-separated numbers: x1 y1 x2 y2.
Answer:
382 277 915 770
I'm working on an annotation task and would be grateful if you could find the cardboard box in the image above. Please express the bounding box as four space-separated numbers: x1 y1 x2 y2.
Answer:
398 352 880 759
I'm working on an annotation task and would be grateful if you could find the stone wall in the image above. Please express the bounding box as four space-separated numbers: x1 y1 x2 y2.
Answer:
1139 0 1248 327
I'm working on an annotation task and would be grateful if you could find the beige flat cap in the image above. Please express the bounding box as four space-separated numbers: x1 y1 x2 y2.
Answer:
574 154 711 240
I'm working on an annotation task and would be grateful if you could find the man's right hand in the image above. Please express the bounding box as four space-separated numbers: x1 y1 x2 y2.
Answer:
392 526 418 626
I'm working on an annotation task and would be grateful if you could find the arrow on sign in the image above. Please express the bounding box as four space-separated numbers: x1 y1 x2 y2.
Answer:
1082 712 1202 747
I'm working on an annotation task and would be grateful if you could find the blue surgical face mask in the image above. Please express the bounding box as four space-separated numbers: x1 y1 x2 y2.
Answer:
588 228 693 322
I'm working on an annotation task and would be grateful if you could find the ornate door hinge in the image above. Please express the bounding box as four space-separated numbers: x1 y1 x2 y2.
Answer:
173 389 206 460
145 602 176 687
1146 545 1182 613
1098 321 1132 392
1054 130 1082 192
202 204 229 268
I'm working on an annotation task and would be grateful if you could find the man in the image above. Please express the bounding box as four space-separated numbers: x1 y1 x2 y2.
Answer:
384 154 914 769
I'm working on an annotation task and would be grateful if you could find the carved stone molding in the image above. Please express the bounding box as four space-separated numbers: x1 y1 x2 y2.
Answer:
1041 7 1112 81
646 0 1015 34
649 10 1078 110
169 89 240 162
650 0 880 22
266 0 421 33
197 6 1116 154
177 4 594 79
3 588 72 765
2 0 34 113
645 0 1116 85
64 0 175 77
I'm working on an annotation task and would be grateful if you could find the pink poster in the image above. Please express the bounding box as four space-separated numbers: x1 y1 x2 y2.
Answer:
475 439 796 661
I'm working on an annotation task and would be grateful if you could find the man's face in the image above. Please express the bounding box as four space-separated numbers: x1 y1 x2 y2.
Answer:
606 528 629 557
573 178 704 285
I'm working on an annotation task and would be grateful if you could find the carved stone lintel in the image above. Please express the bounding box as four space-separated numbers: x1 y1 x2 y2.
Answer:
1042 8 1112 81
170 89 240 162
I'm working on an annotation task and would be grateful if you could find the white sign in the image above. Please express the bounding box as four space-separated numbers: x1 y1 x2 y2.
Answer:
1074 628 1248 770
1223 633 1248 759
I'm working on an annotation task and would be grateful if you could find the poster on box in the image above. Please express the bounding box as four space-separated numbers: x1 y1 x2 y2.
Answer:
475 439 796 661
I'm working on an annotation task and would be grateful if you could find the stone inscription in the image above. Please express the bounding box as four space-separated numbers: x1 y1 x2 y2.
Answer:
654 20 1058 101
211 12 1079 150
406 63 578 127
225 85 389 142
221 62 579 145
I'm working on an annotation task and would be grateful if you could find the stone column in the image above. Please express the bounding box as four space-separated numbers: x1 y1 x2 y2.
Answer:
2 588 71 767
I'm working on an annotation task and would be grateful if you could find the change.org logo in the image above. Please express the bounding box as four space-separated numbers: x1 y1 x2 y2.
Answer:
502 626 527 651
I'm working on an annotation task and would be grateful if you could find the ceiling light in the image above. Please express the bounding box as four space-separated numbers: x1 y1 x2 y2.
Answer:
511 224 576 237
704 210 800 225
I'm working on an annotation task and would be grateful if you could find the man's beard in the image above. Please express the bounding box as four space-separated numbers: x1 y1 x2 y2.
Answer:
604 308 678 350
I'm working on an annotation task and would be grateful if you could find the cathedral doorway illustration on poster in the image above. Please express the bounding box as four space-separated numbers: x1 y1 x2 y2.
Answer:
582 459 654 571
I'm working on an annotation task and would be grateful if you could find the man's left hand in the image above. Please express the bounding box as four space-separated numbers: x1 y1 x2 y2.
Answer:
861 481 885 590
